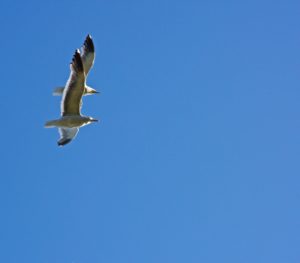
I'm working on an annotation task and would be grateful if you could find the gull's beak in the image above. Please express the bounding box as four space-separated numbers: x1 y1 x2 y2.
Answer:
91 119 98 122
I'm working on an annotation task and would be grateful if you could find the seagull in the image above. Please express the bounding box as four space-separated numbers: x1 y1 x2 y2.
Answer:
53 34 99 96
45 49 98 146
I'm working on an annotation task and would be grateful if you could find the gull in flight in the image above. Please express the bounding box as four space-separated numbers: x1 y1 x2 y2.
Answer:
53 35 99 96
45 49 98 146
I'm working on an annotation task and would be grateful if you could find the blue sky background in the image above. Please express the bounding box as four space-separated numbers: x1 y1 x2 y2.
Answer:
0 0 299 262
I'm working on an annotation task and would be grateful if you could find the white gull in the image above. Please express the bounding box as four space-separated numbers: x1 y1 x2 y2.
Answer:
45 49 98 146
53 34 99 96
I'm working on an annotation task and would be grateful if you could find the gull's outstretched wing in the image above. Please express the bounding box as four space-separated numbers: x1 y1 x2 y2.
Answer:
61 49 85 116
81 34 95 76
58 128 79 146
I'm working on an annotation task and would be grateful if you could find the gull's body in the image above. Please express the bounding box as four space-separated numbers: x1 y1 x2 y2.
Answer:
53 35 98 96
45 49 98 146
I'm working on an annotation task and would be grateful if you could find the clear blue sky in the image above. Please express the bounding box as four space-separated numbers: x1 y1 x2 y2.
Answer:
0 0 299 262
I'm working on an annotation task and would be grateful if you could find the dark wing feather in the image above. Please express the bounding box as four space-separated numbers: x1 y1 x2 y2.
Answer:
81 34 95 76
57 128 79 146
61 49 85 116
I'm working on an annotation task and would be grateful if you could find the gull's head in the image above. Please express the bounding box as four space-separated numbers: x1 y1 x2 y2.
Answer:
89 117 98 122
85 86 100 95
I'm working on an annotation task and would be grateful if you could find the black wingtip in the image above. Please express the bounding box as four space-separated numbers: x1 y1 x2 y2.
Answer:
71 49 84 72
57 138 72 146
83 34 94 53
74 49 81 58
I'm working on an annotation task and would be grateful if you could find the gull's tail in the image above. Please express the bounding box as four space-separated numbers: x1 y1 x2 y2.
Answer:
53 86 65 96
44 119 59 128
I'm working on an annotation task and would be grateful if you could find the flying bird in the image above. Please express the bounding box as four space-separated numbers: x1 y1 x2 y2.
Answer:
45 49 98 146
53 34 99 96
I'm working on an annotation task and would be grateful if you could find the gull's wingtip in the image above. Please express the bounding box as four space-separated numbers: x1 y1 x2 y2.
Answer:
75 49 81 56
71 49 81 62
70 49 84 73
83 34 94 53
57 138 72 146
